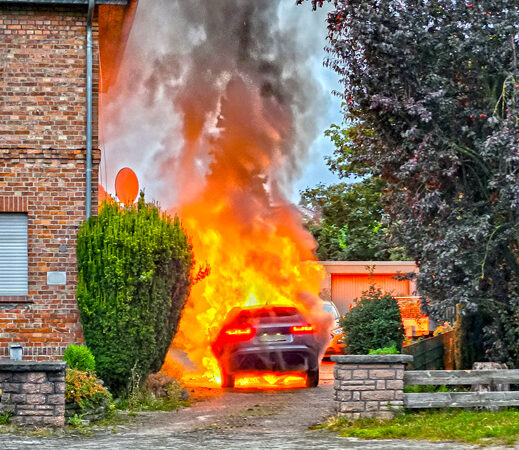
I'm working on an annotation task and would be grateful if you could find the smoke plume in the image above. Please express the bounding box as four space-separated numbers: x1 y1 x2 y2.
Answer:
100 0 334 380
100 0 329 207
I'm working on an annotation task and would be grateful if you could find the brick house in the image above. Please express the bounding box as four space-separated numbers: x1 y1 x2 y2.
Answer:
0 0 136 360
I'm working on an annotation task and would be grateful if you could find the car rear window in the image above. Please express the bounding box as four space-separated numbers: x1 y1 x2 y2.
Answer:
234 306 301 323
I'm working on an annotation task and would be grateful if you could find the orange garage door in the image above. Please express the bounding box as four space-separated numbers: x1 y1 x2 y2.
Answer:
331 274 410 315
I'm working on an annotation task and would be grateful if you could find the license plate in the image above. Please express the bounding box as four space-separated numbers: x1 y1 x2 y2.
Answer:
259 333 287 342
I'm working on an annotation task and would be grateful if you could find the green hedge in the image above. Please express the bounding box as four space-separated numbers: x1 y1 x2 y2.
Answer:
341 287 404 354
76 196 193 394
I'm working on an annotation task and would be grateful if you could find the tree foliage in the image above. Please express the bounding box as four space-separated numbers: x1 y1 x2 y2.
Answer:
76 197 193 394
300 0 519 366
340 287 405 354
300 177 407 260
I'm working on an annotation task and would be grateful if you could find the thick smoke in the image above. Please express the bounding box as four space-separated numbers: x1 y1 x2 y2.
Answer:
101 1 335 379
100 0 330 207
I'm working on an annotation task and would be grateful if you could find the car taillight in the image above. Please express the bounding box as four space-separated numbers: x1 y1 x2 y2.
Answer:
290 324 314 334
225 327 253 336
222 326 256 343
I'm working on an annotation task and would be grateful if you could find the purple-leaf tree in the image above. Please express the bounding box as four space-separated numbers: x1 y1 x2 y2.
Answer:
301 0 519 367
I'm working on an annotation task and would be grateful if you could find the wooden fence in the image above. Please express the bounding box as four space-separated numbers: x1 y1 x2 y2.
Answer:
402 330 455 370
403 369 519 408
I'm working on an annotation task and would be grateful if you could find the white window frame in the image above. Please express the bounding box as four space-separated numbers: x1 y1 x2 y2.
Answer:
0 213 28 296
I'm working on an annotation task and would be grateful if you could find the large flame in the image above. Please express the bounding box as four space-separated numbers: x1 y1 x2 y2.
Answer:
162 78 330 387
98 0 334 389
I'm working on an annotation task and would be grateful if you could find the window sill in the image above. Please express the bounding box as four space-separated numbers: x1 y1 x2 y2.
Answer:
0 296 32 303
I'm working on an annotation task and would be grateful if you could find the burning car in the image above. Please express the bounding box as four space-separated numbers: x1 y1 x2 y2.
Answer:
211 306 322 388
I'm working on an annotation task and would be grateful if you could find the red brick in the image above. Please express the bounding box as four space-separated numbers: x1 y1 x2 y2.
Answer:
0 4 100 359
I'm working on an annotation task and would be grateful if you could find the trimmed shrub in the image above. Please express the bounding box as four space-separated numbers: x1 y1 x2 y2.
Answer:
63 344 96 372
76 195 193 394
340 287 405 354
65 368 112 422
368 344 400 355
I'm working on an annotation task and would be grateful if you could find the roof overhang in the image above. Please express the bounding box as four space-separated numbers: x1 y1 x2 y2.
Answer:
319 261 418 275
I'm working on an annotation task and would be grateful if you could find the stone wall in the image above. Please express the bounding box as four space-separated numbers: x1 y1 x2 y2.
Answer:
332 354 413 419
0 361 66 426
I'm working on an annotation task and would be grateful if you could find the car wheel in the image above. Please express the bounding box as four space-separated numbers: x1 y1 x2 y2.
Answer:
306 366 319 388
220 369 235 388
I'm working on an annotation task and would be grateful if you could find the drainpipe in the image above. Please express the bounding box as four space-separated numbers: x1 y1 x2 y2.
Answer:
86 0 95 220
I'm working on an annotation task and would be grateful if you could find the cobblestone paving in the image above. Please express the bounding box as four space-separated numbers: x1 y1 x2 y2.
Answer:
0 430 485 450
0 362 507 449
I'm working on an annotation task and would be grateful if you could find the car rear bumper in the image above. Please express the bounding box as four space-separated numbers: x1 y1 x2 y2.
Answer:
224 344 317 373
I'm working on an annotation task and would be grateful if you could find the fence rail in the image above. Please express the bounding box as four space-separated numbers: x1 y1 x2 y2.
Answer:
405 391 519 408
404 369 519 385
403 369 519 409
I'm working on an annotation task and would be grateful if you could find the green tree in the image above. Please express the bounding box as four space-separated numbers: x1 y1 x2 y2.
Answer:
300 177 406 260
300 0 519 366
76 196 193 394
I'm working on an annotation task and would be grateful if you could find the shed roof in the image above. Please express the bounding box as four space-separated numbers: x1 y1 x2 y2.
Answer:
319 261 418 275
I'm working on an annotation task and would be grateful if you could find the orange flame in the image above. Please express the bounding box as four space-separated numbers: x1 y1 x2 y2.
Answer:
161 77 331 388
234 372 307 390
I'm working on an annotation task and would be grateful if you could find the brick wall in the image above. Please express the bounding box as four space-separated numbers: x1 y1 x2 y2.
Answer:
0 5 100 359
0 5 99 149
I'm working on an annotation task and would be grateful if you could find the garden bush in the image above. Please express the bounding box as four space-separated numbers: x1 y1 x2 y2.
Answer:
63 344 96 372
118 372 189 412
76 195 193 394
65 368 112 423
340 287 404 354
368 344 400 355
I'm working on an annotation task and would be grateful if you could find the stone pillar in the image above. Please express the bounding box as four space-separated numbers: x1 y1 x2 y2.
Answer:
0 361 66 426
331 354 413 419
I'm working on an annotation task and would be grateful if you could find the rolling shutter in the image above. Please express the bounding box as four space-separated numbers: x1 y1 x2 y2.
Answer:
0 213 28 296
331 274 410 315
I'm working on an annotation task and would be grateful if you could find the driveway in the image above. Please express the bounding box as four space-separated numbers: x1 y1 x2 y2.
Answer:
0 362 493 449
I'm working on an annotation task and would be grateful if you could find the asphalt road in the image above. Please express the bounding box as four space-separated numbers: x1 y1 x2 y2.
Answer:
0 362 500 449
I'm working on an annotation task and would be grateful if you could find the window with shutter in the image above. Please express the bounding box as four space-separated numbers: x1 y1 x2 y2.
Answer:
0 213 28 296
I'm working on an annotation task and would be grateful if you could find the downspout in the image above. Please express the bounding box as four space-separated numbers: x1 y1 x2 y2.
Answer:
86 0 95 220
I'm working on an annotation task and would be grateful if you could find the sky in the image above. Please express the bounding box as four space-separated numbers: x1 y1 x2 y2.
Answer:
292 61 343 201
100 0 343 207
277 3 344 202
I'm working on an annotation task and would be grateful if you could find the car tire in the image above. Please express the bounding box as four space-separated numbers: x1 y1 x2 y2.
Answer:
220 369 235 388
306 366 319 388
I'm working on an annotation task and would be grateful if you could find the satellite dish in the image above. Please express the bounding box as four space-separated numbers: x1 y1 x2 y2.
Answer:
115 167 139 205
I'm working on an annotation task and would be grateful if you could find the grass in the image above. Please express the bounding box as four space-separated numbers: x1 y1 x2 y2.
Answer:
322 409 519 446
67 414 83 428
114 389 189 412
404 384 469 393
0 413 11 425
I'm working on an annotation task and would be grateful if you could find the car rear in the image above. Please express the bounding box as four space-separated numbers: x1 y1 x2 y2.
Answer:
211 306 321 388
